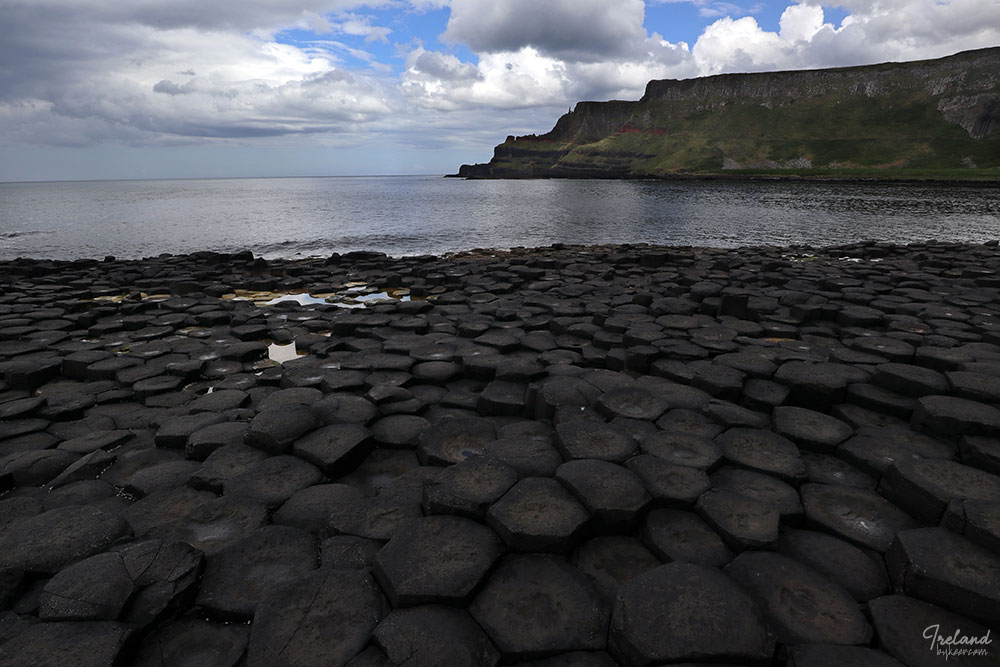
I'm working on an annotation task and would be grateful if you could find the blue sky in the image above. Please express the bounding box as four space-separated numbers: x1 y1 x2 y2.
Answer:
0 0 997 181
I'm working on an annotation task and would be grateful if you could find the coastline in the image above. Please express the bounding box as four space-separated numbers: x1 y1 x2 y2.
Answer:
447 170 1000 186
2 240 1000 664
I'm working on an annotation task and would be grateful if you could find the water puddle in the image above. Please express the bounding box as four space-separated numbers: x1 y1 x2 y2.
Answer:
268 341 303 363
222 285 414 308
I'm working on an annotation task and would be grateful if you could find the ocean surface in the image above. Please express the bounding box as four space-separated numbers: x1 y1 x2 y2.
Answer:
1 176 998 260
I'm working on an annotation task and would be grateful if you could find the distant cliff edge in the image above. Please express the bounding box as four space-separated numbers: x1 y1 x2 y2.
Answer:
454 48 1000 181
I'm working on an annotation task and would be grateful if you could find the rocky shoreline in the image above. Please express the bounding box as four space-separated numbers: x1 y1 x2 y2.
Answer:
1 241 999 666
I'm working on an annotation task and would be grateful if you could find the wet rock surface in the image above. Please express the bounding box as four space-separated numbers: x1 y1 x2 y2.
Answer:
2 241 1000 664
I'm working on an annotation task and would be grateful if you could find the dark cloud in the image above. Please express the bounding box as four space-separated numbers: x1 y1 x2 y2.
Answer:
442 0 652 63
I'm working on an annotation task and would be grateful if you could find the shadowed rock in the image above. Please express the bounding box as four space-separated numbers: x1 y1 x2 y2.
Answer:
486 477 590 553
777 530 887 602
571 536 662 601
469 554 610 660
641 509 731 567
725 551 872 645
247 568 386 667
555 420 637 462
869 594 993 667
609 563 772 666
422 455 519 519
374 606 501 667
555 459 650 532
0 506 132 573
801 483 918 552
0 620 132 667
197 525 317 620
886 527 1000 625
373 515 504 606
133 618 249 667
879 458 1000 523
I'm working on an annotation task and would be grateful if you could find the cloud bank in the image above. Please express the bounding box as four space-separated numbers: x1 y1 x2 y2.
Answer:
0 0 998 174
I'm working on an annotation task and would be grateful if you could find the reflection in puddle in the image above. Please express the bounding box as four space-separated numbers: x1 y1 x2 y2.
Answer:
268 341 303 363
222 285 414 308
262 293 331 306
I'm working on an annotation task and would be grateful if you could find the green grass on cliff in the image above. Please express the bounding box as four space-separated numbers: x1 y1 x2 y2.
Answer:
487 86 999 181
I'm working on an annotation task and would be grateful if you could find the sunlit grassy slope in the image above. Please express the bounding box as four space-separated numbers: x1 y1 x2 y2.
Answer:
460 49 1000 181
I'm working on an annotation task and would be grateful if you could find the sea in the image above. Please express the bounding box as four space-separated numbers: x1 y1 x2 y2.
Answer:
1 176 998 260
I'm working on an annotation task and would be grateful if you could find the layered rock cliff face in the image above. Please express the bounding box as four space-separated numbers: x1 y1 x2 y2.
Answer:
456 48 1000 179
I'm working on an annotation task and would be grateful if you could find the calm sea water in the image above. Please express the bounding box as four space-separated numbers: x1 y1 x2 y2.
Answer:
1 176 998 260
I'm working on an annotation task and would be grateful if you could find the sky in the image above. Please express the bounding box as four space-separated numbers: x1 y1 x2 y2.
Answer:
1 0 998 182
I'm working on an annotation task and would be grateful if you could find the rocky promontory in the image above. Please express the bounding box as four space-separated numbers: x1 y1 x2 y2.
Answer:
456 48 1000 180
1 241 1000 665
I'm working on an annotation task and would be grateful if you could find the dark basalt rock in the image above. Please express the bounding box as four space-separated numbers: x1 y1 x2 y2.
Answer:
292 423 372 476
913 395 1000 436
0 448 79 487
39 551 136 620
247 568 386 667
5 242 1000 666
0 620 132 667
554 420 637 462
222 454 323 509
486 477 590 553
625 454 710 507
187 442 268 493
714 427 805 483
772 406 853 453
870 594 994 667
373 515 504 606
871 362 950 397
640 430 722 470
0 506 132 573
370 414 428 447
197 525 317 620
327 491 423 541
422 455 519 519
185 421 248 460
272 483 365 534
483 436 565 478
374 605 501 667
879 458 1000 523
641 508 731 567
777 530 887 602
570 536 662 601
886 527 1000 625
787 644 906 667
595 386 668 421
245 404 319 455
838 427 955 476
148 495 269 557
154 413 227 449
800 483 918 552
321 535 381 570
555 459 650 532
710 466 802 522
695 488 780 551
943 498 1000 555
609 563 772 666
417 416 497 465
133 618 249 667
469 554 610 660
725 551 872 645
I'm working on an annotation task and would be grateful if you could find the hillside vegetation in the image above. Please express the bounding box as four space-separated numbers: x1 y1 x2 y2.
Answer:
455 48 1000 181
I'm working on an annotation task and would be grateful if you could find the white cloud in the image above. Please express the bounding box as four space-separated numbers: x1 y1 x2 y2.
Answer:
693 0 1000 74
0 0 997 166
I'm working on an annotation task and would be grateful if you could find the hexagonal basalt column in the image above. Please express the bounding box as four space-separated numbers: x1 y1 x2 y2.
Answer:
373 515 504 606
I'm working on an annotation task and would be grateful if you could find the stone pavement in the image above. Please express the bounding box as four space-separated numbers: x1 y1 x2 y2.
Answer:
1 241 999 666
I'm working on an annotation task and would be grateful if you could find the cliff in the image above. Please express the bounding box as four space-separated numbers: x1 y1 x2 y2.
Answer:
455 48 1000 180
